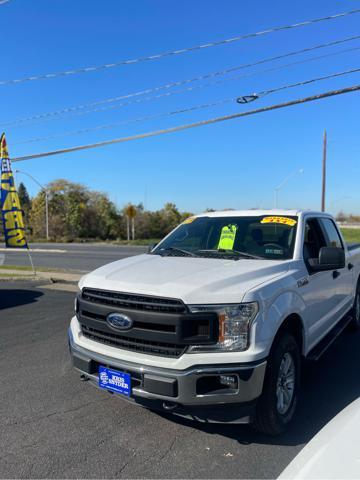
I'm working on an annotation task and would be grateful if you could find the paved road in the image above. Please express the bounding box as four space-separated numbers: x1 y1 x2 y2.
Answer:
1 243 147 272
1 282 360 478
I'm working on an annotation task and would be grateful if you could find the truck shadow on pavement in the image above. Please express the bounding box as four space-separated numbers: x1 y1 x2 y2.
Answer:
0 289 44 310
157 329 360 447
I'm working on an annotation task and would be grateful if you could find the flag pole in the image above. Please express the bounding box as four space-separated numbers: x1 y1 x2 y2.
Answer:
26 246 36 276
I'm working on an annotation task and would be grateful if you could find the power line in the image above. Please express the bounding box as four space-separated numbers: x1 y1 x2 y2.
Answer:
11 84 360 162
262 67 360 95
3 35 360 126
3 41 360 128
12 99 235 145
1 9 359 87
14 67 360 145
238 66 360 102
69 45 360 114
63 46 360 115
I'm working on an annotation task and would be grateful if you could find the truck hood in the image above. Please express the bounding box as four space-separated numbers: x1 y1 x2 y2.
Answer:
80 254 290 304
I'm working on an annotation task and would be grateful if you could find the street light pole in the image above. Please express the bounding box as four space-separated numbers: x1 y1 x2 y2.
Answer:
44 190 49 240
273 168 304 208
321 130 327 212
274 189 279 210
15 169 49 241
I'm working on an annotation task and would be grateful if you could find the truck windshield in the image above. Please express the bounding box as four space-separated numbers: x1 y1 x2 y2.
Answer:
153 215 298 260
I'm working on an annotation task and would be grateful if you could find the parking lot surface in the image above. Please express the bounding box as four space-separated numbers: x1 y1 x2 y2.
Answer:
1 282 360 479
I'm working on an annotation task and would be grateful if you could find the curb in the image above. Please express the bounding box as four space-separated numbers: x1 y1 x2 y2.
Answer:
0 271 81 285
0 276 79 284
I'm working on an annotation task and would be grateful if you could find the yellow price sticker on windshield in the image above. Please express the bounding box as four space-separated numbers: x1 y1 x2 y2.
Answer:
261 216 297 227
182 216 196 224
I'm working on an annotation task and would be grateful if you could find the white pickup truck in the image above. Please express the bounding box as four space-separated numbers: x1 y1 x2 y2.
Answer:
68 210 360 435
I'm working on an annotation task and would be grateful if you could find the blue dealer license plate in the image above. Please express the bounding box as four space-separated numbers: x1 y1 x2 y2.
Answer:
98 366 131 396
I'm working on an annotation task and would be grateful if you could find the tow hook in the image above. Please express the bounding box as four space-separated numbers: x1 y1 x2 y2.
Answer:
162 401 178 411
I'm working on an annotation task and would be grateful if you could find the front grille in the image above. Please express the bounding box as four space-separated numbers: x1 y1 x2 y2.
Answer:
81 324 186 358
78 289 218 358
82 309 176 333
82 288 187 314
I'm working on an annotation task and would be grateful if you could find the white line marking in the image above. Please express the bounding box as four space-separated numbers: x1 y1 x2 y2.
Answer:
0 248 67 253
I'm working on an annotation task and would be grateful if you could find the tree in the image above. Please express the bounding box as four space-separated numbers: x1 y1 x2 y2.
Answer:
336 211 347 223
30 191 48 239
180 211 194 222
17 182 32 230
160 203 181 235
26 178 196 241
30 179 121 241
85 192 121 240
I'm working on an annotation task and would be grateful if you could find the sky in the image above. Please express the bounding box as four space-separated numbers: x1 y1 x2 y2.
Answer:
1 0 359 214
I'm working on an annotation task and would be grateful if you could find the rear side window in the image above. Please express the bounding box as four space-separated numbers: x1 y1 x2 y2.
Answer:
320 218 343 249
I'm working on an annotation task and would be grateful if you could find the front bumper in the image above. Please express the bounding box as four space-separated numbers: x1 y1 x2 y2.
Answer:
68 328 267 423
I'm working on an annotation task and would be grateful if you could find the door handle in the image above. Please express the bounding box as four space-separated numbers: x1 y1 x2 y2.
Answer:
333 270 341 279
348 263 354 270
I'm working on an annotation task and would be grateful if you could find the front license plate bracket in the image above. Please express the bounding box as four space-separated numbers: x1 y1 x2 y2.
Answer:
98 366 131 396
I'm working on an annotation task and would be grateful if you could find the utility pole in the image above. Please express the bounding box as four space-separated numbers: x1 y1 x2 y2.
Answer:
321 130 327 212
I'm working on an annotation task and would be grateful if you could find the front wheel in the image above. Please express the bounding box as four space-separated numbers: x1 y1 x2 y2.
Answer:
253 332 300 435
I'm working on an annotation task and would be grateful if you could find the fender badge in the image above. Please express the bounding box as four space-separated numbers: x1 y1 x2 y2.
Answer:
297 278 309 288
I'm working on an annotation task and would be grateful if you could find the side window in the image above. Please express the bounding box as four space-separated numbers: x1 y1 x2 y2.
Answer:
303 219 327 267
320 218 344 249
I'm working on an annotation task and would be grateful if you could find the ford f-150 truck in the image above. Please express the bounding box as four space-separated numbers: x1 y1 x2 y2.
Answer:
68 210 360 435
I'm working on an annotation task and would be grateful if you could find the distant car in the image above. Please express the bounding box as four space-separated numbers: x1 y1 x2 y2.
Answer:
278 398 360 479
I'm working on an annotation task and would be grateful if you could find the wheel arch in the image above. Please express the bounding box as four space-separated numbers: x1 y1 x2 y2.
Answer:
255 289 307 357
272 313 305 357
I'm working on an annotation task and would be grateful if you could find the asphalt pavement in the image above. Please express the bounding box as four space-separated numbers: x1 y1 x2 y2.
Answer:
1 282 360 479
1 243 147 272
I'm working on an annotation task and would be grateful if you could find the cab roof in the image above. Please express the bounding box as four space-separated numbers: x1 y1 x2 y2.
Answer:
195 209 328 218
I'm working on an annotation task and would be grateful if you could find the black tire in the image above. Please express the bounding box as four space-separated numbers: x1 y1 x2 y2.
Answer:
253 332 301 436
350 280 360 331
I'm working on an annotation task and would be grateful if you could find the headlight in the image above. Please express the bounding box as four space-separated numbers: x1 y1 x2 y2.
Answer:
187 302 258 353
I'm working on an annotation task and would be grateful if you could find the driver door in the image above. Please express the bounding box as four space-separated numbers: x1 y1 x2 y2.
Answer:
319 217 353 319
300 218 339 350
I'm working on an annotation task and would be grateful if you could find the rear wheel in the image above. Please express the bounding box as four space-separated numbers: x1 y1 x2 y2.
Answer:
253 332 300 435
350 281 360 331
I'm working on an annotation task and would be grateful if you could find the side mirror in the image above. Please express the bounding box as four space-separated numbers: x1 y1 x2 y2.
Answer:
309 246 345 272
319 246 345 268
147 243 157 253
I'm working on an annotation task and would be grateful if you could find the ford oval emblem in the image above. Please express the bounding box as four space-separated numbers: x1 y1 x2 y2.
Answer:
106 313 133 330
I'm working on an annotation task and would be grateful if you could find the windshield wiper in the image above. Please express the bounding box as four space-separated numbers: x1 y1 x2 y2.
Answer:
157 247 196 257
197 248 263 260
